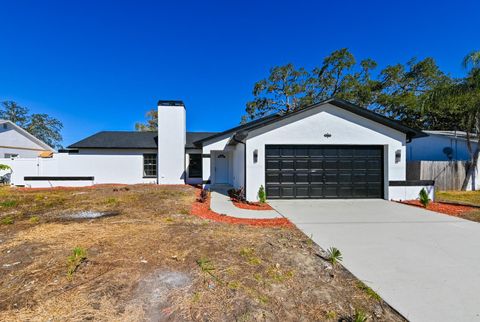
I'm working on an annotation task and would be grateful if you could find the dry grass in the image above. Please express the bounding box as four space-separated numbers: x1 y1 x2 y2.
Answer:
0 184 404 321
436 190 480 222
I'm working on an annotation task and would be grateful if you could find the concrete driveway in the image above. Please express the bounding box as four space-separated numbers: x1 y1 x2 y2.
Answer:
270 199 480 322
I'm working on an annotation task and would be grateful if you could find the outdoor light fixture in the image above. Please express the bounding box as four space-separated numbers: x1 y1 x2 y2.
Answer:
324 133 332 138
395 149 401 163
253 149 258 163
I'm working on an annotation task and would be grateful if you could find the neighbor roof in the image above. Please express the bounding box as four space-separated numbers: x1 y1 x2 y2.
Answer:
194 98 425 146
67 131 216 149
0 119 55 151
423 130 478 141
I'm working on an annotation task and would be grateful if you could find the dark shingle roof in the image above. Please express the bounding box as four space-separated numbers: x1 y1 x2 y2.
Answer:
68 131 216 149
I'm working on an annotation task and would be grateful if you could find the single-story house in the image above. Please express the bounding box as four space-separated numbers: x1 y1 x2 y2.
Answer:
2 98 433 201
0 119 54 158
407 130 477 161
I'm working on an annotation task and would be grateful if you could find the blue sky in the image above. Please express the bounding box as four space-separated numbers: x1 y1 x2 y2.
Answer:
1 0 479 146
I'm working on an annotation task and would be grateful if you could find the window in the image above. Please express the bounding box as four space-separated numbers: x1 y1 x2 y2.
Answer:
4 153 18 159
143 154 157 177
188 154 202 178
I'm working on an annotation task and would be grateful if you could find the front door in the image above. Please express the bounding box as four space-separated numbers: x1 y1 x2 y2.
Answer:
215 154 229 184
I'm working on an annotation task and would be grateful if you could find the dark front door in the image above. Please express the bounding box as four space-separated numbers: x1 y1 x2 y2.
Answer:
265 145 384 199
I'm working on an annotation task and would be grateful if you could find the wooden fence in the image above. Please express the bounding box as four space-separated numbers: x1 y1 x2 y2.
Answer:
406 161 477 191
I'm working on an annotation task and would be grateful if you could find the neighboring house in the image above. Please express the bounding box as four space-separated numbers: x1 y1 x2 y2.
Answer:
0 119 54 158
407 130 477 161
3 99 431 201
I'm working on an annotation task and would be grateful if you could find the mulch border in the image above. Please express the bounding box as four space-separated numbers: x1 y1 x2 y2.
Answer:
231 199 274 211
190 190 292 228
399 200 475 216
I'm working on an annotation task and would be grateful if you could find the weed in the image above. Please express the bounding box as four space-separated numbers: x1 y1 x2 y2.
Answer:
228 281 241 290
352 309 368 322
267 265 294 282
257 294 269 304
164 217 174 223
196 257 222 284
240 247 262 265
257 185 266 203
67 247 87 279
106 197 118 205
192 292 201 303
326 247 343 266
419 188 430 207
325 310 337 320
357 281 381 301
306 234 314 247
29 216 40 224
0 200 18 208
1 216 14 225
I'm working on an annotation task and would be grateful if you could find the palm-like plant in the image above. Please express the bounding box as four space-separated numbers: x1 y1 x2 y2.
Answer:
326 247 343 266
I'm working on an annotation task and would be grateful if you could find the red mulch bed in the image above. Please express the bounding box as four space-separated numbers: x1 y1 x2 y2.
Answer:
190 190 292 228
401 200 475 216
231 200 274 211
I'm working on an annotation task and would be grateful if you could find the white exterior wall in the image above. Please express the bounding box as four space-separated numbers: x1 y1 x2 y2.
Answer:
244 103 406 201
408 135 474 161
0 149 157 187
201 135 231 187
0 122 52 158
157 103 186 184
389 185 435 201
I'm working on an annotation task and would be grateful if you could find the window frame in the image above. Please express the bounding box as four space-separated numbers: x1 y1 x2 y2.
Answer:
188 154 203 178
143 153 157 178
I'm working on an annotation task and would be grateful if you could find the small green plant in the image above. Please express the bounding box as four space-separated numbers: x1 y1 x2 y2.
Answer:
419 188 430 207
353 309 368 322
325 310 337 320
0 200 18 208
257 185 266 203
1 216 14 225
228 281 241 290
357 281 381 300
326 247 343 266
196 257 222 283
0 164 11 171
67 247 87 279
240 247 262 265
106 197 118 205
29 216 40 224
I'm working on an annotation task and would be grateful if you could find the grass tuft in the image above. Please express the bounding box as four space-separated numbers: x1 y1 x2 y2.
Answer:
67 247 87 279
1 216 14 225
0 200 18 208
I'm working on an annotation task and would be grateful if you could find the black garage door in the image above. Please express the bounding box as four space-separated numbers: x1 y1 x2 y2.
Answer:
265 145 384 199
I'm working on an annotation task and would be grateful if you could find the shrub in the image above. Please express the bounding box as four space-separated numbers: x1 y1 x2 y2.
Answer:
258 185 266 203
419 188 430 207
0 164 11 171
197 189 209 203
227 187 245 202
326 247 343 266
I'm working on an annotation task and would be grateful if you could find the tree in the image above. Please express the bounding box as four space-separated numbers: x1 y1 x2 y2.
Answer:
0 101 63 149
425 51 480 190
0 101 29 127
245 63 308 121
26 114 63 149
135 109 158 131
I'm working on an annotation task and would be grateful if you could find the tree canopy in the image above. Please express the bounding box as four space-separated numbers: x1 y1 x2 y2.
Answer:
135 109 158 131
0 101 63 149
244 48 458 130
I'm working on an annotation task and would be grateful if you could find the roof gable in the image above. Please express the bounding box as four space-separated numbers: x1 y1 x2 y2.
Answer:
194 98 425 145
0 119 54 151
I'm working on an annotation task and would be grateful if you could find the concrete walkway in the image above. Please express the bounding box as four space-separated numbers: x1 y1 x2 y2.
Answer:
270 199 480 322
210 185 282 219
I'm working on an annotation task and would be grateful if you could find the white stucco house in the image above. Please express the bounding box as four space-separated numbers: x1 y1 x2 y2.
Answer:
0 119 54 158
1 99 432 201
407 130 477 161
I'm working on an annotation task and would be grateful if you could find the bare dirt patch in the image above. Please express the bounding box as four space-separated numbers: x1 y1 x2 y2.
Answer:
0 185 404 321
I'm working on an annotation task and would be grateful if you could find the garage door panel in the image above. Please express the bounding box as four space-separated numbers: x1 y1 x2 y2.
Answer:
265 145 383 199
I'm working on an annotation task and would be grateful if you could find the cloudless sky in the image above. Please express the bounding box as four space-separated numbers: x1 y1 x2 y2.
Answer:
1 0 479 146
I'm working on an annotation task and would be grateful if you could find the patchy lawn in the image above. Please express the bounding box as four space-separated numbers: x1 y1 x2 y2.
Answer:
0 185 404 321
436 190 480 222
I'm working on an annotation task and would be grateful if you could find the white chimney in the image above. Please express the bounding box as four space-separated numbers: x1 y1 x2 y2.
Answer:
157 100 186 184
